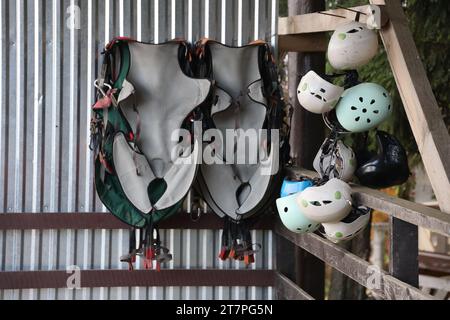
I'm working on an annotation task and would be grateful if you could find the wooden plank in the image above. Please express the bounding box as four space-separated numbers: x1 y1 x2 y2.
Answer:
390 218 419 287
370 0 450 214
290 168 450 237
279 5 388 35
328 227 371 300
419 251 450 275
0 269 275 290
275 221 434 300
278 34 328 52
353 187 450 237
420 275 450 292
0 212 275 230
274 272 315 300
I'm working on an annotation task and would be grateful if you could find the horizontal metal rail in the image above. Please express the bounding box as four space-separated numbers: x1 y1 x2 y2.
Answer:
0 212 274 231
0 269 275 290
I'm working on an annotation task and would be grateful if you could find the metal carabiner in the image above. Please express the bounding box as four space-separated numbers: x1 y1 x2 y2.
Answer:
94 79 112 97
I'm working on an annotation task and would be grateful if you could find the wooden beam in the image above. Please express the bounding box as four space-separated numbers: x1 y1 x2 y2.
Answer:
278 34 328 53
353 187 450 237
0 212 275 231
420 275 450 292
370 0 450 214
275 222 434 300
279 5 388 35
0 269 275 290
290 168 450 237
419 251 450 275
274 272 315 300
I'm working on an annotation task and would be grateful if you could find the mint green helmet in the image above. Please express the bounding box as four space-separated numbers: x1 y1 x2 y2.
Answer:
276 193 320 234
335 83 392 133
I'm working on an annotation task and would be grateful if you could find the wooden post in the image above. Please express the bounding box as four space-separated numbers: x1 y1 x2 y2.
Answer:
369 0 435 289
370 0 450 214
390 218 419 287
286 0 325 300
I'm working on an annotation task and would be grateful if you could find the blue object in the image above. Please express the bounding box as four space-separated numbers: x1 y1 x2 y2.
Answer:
280 179 313 198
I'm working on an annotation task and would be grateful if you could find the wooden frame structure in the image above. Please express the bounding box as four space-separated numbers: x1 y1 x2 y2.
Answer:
0 0 449 300
275 0 450 300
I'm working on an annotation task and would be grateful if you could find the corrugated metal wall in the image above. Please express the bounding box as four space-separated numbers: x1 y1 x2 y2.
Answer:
0 0 278 300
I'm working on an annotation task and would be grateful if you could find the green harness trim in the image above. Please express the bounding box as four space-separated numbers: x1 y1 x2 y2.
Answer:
93 40 182 228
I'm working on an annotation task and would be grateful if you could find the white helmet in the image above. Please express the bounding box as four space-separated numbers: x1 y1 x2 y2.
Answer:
297 71 344 114
313 139 357 182
320 206 371 243
296 178 352 223
365 5 382 30
328 21 378 70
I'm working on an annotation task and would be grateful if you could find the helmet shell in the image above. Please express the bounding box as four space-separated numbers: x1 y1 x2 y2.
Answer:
297 178 352 223
328 21 378 70
297 71 344 114
321 207 371 243
280 179 313 198
356 131 410 188
335 83 392 133
276 193 321 234
313 140 357 182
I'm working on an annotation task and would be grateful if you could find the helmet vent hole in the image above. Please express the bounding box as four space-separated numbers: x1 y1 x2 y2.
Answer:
347 28 360 34
297 228 302 231
370 99 376 105
355 117 361 122
284 207 288 213
351 106 357 111
362 108 367 113
310 201 322 207
320 88 326 93
308 224 312 228
388 104 391 110
373 110 379 114
367 119 371 123
383 93 388 97
359 97 364 103
323 200 332 205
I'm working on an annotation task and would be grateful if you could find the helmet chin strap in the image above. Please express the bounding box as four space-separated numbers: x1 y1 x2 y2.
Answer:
343 70 361 89
317 128 340 185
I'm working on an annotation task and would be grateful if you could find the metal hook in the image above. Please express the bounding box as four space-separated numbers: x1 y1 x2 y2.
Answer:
94 79 112 97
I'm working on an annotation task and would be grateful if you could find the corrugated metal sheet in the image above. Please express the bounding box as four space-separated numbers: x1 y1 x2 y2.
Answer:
0 0 278 300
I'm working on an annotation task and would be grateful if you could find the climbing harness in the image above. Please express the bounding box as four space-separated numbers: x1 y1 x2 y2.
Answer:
91 37 212 269
194 39 287 265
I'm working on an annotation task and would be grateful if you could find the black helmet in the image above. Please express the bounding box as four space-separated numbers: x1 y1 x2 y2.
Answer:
355 131 410 189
